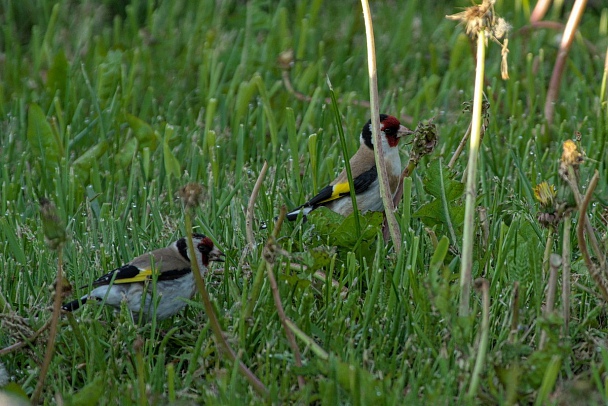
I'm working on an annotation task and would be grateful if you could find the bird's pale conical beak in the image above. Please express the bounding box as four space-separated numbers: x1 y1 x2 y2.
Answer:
397 125 414 138
209 247 225 262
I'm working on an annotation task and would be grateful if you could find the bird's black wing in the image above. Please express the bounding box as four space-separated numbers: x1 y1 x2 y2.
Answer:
156 268 192 281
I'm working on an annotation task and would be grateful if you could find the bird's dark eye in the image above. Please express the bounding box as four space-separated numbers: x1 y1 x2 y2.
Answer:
384 127 396 136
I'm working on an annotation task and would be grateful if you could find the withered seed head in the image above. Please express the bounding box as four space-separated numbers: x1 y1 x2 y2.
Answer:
561 140 583 167
39 197 67 249
179 183 205 210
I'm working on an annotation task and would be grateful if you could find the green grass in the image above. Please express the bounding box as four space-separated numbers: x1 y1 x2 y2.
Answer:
1 0 608 404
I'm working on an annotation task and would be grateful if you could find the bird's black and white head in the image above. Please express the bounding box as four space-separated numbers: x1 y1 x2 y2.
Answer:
360 114 413 150
177 233 224 269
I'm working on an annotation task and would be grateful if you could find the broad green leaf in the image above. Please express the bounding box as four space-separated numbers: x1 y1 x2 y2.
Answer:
422 159 464 200
163 134 181 180
115 137 138 169
308 206 347 236
429 235 450 272
126 114 159 150
414 199 465 228
27 103 61 166
309 246 333 272
414 159 465 233
308 207 383 249
46 50 68 95
69 374 104 406
0 217 27 265
73 140 109 181
96 50 122 103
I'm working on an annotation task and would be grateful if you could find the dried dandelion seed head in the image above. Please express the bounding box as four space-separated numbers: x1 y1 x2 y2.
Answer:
559 139 584 182
39 197 66 249
179 183 205 210
277 49 294 70
533 182 557 208
493 18 511 40
561 140 583 167
446 0 496 37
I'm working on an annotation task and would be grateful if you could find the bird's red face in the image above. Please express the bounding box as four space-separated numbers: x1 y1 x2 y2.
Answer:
380 115 403 148
196 236 225 266
361 114 413 149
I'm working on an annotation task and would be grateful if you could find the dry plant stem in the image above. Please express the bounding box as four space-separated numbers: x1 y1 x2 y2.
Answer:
282 71 369 109
448 121 472 169
542 228 554 274
573 171 608 301
460 30 486 317
361 0 401 251
562 215 572 335
280 71 414 125
385 159 416 241
565 167 606 271
515 22 599 56
285 318 330 360
31 249 64 405
246 161 268 249
540 254 562 349
264 207 306 389
184 213 268 398
0 319 52 356
544 0 589 128
508 281 520 344
467 278 490 400
530 0 552 23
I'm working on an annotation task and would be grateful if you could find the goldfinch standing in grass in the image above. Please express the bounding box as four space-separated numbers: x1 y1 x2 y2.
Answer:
287 114 412 221
62 233 224 321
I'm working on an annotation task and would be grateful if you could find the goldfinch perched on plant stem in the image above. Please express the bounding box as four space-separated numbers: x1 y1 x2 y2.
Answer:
287 114 412 221
62 234 224 322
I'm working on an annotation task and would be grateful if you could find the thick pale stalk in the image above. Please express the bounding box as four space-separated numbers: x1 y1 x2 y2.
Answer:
467 278 490 399
360 0 401 251
459 30 485 317
544 0 588 126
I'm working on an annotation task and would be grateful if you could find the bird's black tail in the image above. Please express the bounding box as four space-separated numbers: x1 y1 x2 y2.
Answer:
286 205 314 221
62 297 87 312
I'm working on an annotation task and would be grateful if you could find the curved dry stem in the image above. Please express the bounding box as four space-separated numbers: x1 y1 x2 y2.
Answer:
0 318 52 356
246 161 268 250
544 0 589 129
184 214 269 398
515 22 599 55
264 207 306 389
280 70 414 125
574 171 608 301
448 122 472 169
565 167 606 271
540 254 562 349
530 0 552 23
31 249 64 404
